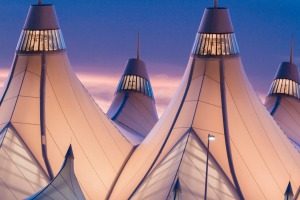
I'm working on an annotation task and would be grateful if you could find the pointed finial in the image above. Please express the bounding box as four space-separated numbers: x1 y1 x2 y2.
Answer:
290 35 294 63
38 0 42 5
214 0 218 8
66 145 74 159
137 32 140 60
284 181 294 198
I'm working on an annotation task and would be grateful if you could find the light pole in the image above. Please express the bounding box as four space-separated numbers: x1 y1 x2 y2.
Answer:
204 134 215 200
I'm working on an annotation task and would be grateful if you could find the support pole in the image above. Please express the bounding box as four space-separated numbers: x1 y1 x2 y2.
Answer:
290 36 294 63
204 135 210 200
40 53 54 180
137 32 140 60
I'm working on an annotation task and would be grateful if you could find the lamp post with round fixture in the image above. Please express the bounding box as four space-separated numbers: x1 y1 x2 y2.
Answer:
204 134 215 200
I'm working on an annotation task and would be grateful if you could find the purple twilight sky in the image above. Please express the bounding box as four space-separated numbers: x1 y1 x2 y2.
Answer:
0 0 299 116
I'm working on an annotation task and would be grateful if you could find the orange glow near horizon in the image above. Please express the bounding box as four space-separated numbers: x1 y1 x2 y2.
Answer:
0 68 267 117
76 71 181 117
0 68 181 117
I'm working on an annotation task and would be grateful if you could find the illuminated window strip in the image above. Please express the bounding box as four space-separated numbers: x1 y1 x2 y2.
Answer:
117 75 154 99
16 29 66 52
192 33 239 56
269 78 300 98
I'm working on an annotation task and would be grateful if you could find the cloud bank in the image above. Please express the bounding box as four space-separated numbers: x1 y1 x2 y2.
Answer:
0 68 181 117
76 71 181 117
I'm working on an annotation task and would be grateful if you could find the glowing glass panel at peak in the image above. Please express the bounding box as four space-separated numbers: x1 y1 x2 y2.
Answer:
192 33 239 56
16 29 66 52
117 75 154 99
268 78 300 98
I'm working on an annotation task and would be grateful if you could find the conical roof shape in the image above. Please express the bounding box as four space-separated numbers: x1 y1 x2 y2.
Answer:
0 2 133 199
265 41 300 150
107 36 158 144
131 131 239 199
23 4 60 30
108 3 300 200
26 145 85 200
272 62 299 83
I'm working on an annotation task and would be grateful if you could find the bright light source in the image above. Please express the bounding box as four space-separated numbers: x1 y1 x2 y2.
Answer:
208 134 215 141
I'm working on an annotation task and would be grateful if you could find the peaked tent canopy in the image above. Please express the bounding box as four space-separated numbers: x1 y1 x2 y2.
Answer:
26 146 85 200
107 34 158 145
131 131 239 200
265 40 300 151
0 2 133 199
109 2 300 200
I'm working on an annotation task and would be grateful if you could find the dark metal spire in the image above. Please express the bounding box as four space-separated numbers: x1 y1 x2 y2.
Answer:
137 32 140 60
284 181 294 199
214 0 218 8
66 145 74 159
290 36 294 63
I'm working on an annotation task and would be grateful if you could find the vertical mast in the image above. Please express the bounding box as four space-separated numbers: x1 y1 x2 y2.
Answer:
214 0 218 8
290 36 294 63
137 32 140 60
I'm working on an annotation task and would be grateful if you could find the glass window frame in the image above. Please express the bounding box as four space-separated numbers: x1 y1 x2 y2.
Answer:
192 33 239 56
116 74 154 99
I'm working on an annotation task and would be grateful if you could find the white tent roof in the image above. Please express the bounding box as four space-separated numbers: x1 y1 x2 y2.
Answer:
131 130 239 200
265 46 300 150
265 96 300 149
26 146 85 200
109 5 300 200
113 122 145 146
107 43 158 142
0 3 133 200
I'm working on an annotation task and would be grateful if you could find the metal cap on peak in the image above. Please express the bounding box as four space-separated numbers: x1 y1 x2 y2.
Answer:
274 62 299 83
17 2 66 52
192 0 238 55
24 3 60 30
274 38 299 83
198 1 234 33
123 34 150 80
268 39 300 99
123 59 149 80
